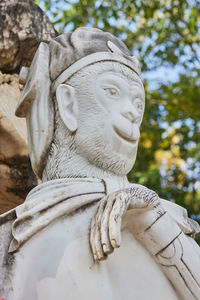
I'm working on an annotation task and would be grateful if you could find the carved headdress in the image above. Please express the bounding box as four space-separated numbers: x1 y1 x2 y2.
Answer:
15 27 141 178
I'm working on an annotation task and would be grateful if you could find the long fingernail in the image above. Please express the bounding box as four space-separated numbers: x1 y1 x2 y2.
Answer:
94 254 97 260
111 239 120 248
103 244 113 254
97 251 103 259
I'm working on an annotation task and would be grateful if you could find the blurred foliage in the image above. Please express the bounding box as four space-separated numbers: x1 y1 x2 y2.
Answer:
35 0 200 239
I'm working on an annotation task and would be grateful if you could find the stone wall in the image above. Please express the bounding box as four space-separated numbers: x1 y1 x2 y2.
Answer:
0 71 37 212
0 0 56 213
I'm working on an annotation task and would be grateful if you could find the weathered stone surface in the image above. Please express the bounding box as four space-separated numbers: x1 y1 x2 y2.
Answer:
0 0 56 212
1 27 198 300
0 0 57 72
0 71 37 213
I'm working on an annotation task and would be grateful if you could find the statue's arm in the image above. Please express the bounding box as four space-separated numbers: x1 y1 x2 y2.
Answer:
90 186 200 300
135 209 200 300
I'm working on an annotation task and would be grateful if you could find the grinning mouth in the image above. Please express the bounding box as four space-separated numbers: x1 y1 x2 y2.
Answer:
113 125 137 144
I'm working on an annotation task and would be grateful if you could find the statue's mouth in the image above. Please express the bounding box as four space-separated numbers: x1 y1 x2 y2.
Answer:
113 125 137 144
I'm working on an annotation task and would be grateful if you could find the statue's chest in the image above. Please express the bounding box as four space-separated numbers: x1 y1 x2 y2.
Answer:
10 204 179 300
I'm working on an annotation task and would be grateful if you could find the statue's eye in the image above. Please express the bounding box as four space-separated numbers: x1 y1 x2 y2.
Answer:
135 99 143 112
103 87 119 97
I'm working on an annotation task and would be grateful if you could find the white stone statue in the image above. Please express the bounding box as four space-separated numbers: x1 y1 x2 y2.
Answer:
0 27 200 300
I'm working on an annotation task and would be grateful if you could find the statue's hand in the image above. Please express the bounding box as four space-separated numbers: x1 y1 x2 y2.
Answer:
90 185 164 262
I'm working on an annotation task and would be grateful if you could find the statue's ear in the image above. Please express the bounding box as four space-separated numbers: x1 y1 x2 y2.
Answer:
15 42 54 179
56 84 78 132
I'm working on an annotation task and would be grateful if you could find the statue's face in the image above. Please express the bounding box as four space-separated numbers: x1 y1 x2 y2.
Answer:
72 64 145 176
94 72 144 153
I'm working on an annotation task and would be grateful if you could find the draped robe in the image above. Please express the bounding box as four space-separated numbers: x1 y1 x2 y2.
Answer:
1 177 197 300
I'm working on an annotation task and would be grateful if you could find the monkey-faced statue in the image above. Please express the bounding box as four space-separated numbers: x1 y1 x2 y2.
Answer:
0 28 200 300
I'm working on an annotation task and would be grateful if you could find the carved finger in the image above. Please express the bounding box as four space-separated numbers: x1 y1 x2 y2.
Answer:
101 223 113 255
109 191 128 248
126 185 160 210
90 215 98 261
100 192 118 254
94 198 107 261
90 198 106 260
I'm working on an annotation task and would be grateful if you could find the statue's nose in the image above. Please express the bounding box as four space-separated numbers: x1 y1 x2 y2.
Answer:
121 102 140 123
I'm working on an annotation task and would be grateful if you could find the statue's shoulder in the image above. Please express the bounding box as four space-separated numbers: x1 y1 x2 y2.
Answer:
0 209 16 264
0 209 16 299
127 182 200 237
0 208 16 229
160 198 200 237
